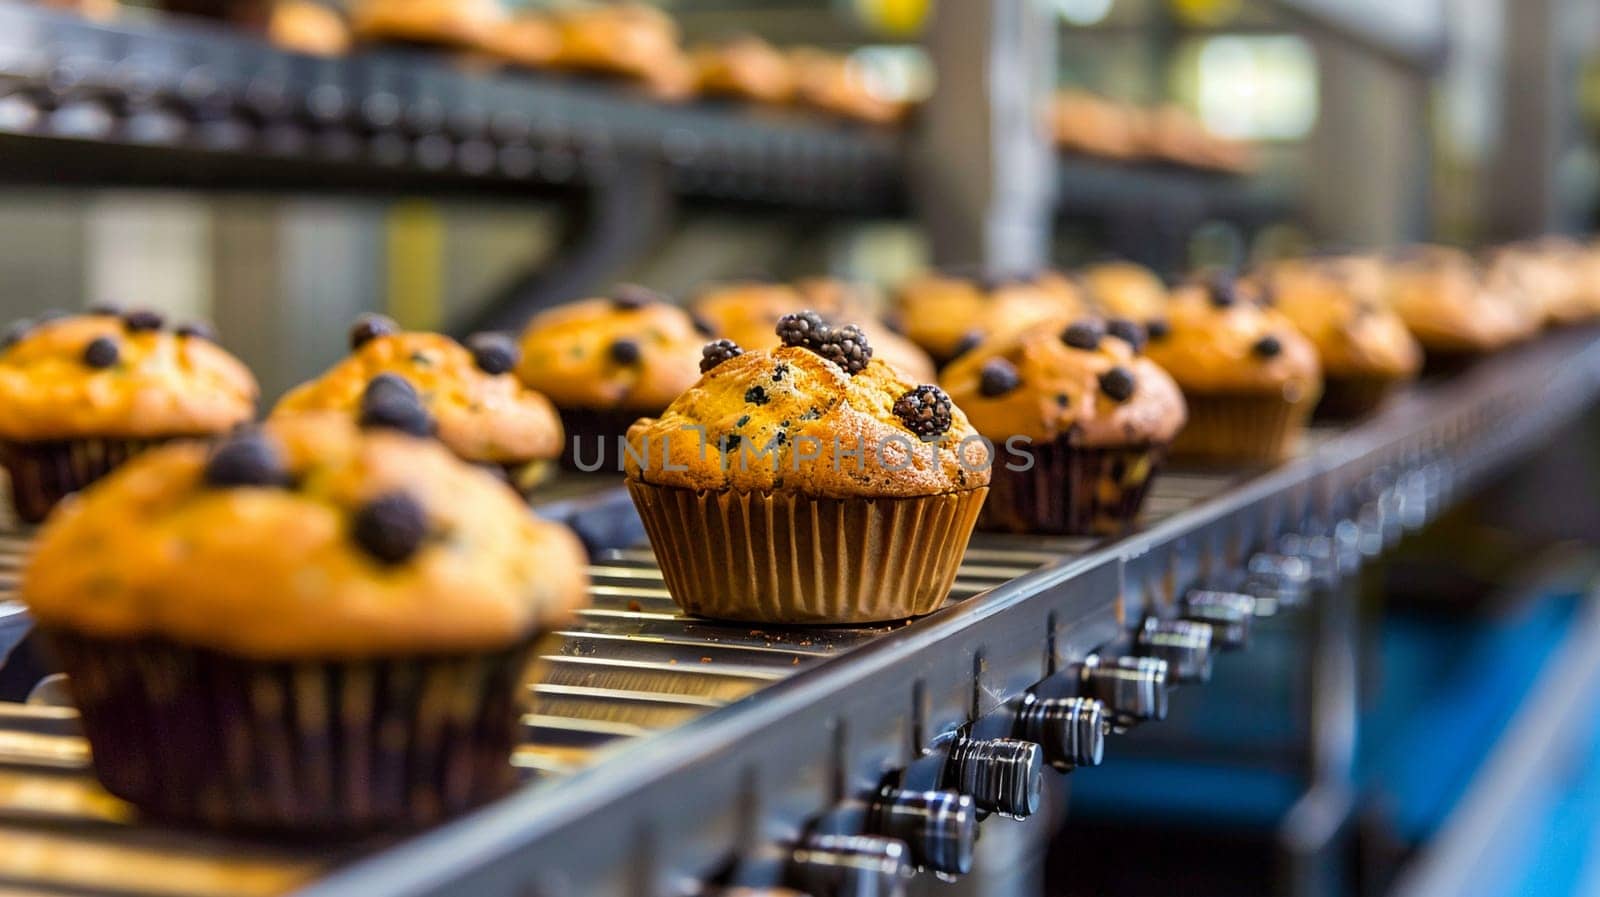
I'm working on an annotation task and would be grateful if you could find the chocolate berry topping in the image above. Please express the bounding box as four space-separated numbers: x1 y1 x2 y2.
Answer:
351 492 428 565
122 309 165 332
609 338 642 365
1098 366 1136 403
611 284 663 310
978 357 1021 397
952 330 984 358
359 377 435 438
466 332 518 375
1061 320 1105 351
364 372 419 404
349 313 399 350
1106 318 1147 353
700 339 743 373
82 336 119 369
1207 275 1238 309
775 310 828 349
203 432 289 488
894 385 955 440
817 323 873 375
176 321 216 342
1252 334 1283 359
1 320 32 352
87 302 122 316
1145 318 1172 341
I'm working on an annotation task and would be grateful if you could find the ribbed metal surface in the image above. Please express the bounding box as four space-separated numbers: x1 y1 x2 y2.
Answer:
0 467 1239 896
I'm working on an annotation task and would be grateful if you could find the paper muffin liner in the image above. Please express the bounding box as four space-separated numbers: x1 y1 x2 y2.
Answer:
979 441 1167 537
558 407 653 472
46 629 535 834
626 481 988 624
0 437 162 524
1170 393 1315 465
1316 376 1403 421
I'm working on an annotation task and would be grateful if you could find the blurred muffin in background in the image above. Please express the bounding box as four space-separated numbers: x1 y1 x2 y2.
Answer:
349 0 500 51
477 10 561 69
894 270 1088 366
1080 260 1168 324
1386 246 1540 369
692 277 935 381
1051 91 1143 161
788 47 906 125
1263 258 1421 418
551 3 694 100
692 34 796 104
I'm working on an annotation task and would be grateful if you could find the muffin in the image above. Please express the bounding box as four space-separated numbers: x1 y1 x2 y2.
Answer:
22 415 588 832
551 4 695 100
1386 246 1539 368
1081 260 1168 323
1051 91 1143 161
625 313 990 623
516 288 706 468
1264 258 1422 417
942 317 1186 535
0 308 258 523
894 270 1089 365
274 315 562 489
349 0 500 51
1143 277 1322 463
788 48 906 125
692 278 936 381
266 1 349 55
692 35 796 104
42 0 119 20
478 12 560 69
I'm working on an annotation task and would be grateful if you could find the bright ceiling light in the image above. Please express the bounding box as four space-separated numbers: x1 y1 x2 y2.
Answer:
1055 0 1115 27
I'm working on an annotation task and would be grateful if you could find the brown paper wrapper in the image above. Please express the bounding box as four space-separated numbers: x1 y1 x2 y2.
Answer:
1316 376 1403 421
558 407 652 472
46 630 535 835
980 441 1167 536
1170 393 1315 465
0 437 161 524
627 481 988 624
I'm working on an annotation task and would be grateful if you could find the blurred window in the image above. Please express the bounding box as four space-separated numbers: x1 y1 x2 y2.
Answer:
1193 35 1317 141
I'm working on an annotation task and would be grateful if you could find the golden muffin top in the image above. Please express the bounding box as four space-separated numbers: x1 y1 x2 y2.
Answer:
941 316 1187 447
626 313 990 498
22 414 589 659
692 278 936 382
0 309 258 441
893 270 1088 362
275 316 562 466
692 34 796 104
1264 260 1422 381
349 0 501 48
1387 248 1540 353
516 289 708 413
1482 241 1589 328
1081 261 1168 323
552 3 693 99
1143 277 1323 400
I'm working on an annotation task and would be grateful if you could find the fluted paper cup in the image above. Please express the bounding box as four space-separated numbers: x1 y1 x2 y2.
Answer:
626 481 988 624
980 441 1166 536
0 437 162 524
1170 393 1316 465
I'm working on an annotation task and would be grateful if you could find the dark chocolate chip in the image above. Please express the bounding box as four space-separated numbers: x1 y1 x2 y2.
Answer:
1099 366 1136 403
744 384 769 405
1056 393 1070 408
1145 318 1172 341
349 313 399 350
772 363 788 381
122 309 164 332
611 284 663 310
359 384 435 437
690 311 717 336
1061 320 1105 351
1106 318 1146 353
700 339 743 373
176 321 216 341
203 433 289 488
735 414 750 427
82 336 119 368
1207 275 1238 308
467 332 518 375
893 385 954 440
978 358 1021 398
952 330 984 358
609 338 642 365
1253 334 1283 359
351 492 429 565
363 372 419 405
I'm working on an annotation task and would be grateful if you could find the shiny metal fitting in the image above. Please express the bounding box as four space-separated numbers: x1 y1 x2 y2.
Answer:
1015 694 1107 771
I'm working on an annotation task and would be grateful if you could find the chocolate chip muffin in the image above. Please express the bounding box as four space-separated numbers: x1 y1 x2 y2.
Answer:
625 314 990 624
1143 276 1322 463
788 47 907 125
275 316 562 489
0 308 258 523
692 34 796 104
894 270 1089 365
349 0 500 50
516 289 706 467
942 317 1186 535
22 414 589 832
1387 246 1540 370
551 3 695 100
1264 258 1422 417
1081 260 1168 324
692 278 936 381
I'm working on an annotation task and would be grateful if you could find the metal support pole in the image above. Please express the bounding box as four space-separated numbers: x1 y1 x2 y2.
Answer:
914 0 1056 275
